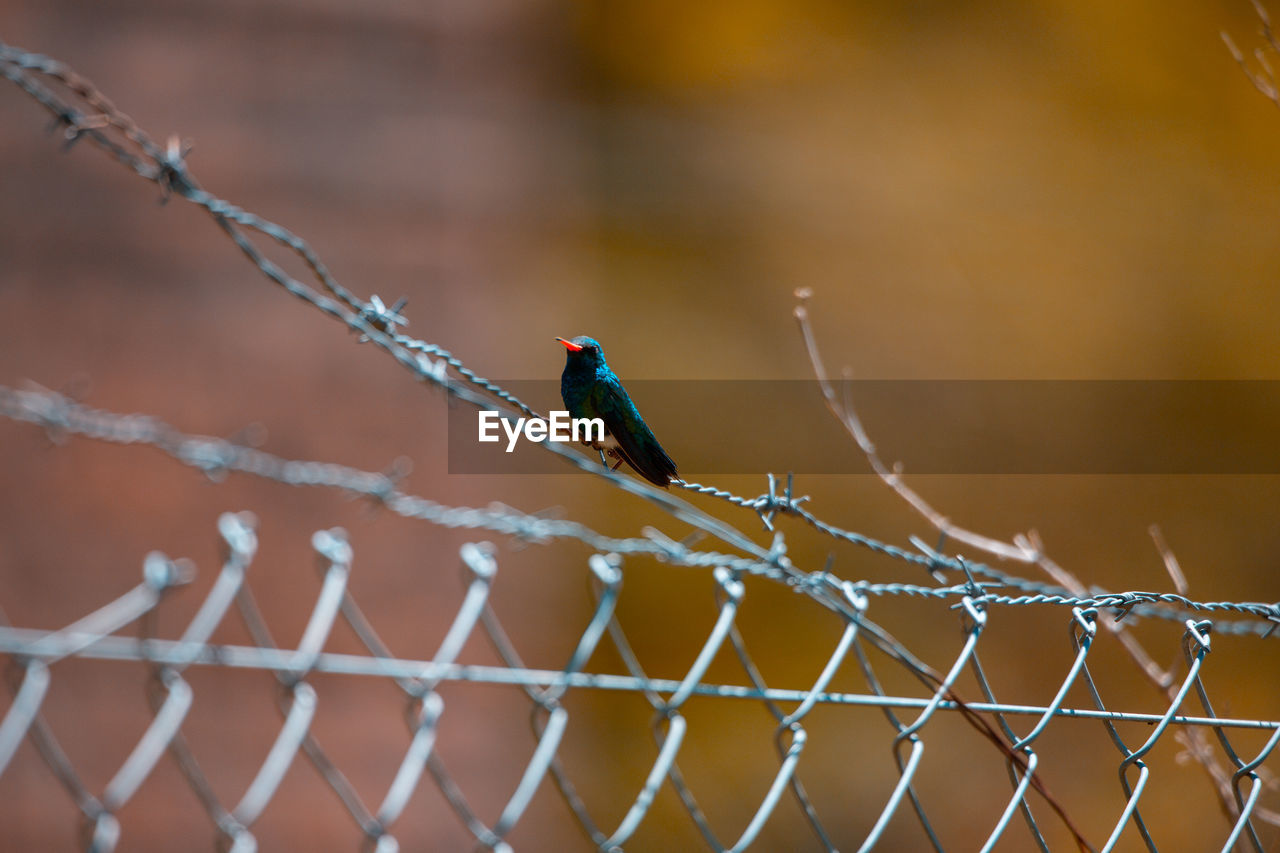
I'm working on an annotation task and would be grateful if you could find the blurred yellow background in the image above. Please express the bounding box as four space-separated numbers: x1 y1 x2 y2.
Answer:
1 0 1278 849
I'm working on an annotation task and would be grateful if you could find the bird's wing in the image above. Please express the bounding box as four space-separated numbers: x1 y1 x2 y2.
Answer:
591 377 678 487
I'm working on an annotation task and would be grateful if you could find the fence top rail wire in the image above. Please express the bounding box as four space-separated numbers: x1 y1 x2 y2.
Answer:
0 627 1276 733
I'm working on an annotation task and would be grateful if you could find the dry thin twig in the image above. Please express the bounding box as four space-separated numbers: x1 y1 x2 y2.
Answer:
1224 0 1280 107
793 290 1280 831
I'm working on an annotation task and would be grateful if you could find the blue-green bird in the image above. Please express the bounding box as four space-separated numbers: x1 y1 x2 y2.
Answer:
556 336 679 487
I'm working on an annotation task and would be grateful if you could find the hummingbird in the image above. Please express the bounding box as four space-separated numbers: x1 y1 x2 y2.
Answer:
556 336 679 487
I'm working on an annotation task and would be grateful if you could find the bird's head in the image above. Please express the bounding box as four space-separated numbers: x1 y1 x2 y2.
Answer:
556 336 605 367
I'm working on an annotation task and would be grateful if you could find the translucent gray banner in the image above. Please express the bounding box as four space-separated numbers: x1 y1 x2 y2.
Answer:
447 381 1280 474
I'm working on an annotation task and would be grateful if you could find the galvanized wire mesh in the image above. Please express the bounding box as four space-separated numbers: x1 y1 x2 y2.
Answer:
2 39 1279 852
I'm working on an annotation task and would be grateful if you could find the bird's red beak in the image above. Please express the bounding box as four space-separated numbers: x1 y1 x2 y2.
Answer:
556 337 584 352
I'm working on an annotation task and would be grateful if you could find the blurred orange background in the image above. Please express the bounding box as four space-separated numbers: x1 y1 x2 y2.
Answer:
2 0 1279 849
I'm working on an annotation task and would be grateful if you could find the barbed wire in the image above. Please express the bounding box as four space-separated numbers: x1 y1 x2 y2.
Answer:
0 43 1111 605
4 383 1277 635
12 34 1272 632
2 36 1279 852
